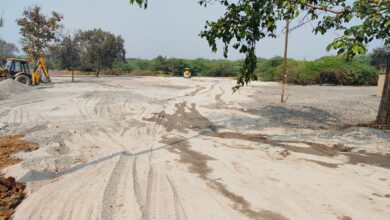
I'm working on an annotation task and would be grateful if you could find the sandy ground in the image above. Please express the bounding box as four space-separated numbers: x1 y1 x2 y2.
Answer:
0 76 389 220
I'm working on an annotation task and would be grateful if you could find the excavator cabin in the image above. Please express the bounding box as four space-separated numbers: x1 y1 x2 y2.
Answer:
1 58 32 85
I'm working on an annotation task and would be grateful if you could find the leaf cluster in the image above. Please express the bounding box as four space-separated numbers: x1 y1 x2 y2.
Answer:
16 6 63 59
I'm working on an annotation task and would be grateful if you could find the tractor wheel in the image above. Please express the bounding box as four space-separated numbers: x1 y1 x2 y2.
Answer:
15 74 31 85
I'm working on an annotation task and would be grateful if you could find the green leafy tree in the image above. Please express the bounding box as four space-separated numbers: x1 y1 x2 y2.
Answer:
16 6 63 59
130 0 390 125
207 61 238 77
76 29 126 77
153 55 170 73
58 35 81 82
167 58 187 76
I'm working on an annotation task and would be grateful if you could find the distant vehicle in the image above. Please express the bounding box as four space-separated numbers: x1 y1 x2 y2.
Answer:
183 68 191 78
0 57 50 85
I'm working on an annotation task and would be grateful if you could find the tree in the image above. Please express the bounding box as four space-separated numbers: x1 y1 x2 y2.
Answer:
130 0 390 125
208 61 237 77
76 29 126 77
152 56 187 75
371 47 390 124
0 17 19 59
0 39 19 59
168 58 188 76
16 6 63 59
153 55 170 73
58 35 81 82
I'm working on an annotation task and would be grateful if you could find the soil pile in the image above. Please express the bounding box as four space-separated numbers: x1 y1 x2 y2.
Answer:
0 135 37 220
0 80 31 101
0 177 25 220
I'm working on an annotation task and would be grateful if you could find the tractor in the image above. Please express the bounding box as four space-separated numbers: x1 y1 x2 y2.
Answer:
0 56 50 85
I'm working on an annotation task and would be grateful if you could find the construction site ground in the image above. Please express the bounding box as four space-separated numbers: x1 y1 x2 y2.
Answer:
0 76 389 220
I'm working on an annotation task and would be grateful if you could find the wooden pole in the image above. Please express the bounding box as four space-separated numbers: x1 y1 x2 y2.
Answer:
281 19 290 103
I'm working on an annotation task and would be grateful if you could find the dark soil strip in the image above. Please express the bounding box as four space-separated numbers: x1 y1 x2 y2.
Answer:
185 85 207 96
214 86 227 106
144 102 390 169
338 216 353 220
0 135 38 220
341 122 390 130
162 136 287 220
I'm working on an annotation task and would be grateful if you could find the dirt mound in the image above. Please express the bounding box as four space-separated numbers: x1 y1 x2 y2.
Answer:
0 79 31 101
0 135 37 220
0 134 38 170
0 176 25 220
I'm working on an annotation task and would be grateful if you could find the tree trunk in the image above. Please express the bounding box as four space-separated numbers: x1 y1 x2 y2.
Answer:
71 68 74 82
377 64 390 124
281 19 289 103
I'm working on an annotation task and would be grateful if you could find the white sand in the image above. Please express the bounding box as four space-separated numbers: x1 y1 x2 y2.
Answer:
0 76 389 220
0 79 31 100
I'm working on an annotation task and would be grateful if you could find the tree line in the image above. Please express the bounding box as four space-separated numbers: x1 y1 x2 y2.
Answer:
0 6 126 80
46 52 386 87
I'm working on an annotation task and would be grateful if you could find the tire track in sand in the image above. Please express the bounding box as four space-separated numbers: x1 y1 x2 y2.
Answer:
101 154 144 220
144 164 185 220
100 99 169 219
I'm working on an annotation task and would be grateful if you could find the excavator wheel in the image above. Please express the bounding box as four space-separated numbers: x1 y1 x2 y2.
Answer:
15 74 31 85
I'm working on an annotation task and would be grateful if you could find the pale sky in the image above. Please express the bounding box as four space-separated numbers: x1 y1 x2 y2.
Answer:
0 0 385 60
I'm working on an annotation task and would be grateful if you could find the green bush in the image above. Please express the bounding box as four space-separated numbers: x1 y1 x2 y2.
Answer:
101 68 124 75
256 56 284 81
337 64 378 85
257 55 378 86
276 60 311 85
205 61 238 77
132 59 152 70
307 56 378 85
113 61 135 73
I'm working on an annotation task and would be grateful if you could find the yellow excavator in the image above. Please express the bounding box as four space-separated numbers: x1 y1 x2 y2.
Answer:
183 68 191 78
0 55 50 85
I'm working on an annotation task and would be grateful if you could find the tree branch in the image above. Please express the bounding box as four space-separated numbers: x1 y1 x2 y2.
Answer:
300 2 345 14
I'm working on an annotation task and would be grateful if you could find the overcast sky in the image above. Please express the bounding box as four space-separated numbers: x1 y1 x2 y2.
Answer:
0 0 385 60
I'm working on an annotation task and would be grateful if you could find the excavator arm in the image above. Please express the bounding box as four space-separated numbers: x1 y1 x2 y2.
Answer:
31 55 51 85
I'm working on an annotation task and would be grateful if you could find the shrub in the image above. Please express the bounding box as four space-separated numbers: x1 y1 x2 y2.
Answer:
275 60 310 85
133 60 152 70
113 61 135 73
259 55 379 86
308 56 378 85
197 60 239 77
101 68 124 75
256 56 284 81
337 64 378 85
210 62 238 77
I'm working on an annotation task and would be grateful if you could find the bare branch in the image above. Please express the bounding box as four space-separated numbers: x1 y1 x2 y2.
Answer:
302 2 345 14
